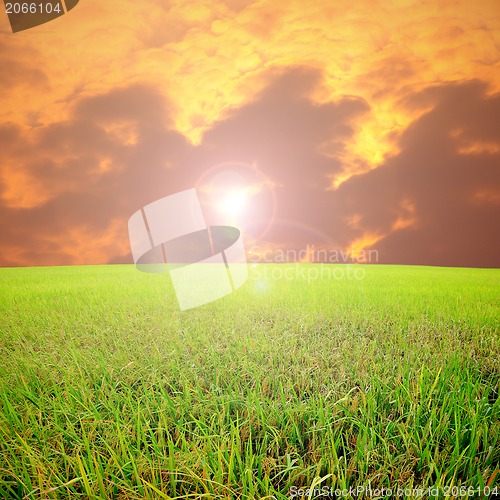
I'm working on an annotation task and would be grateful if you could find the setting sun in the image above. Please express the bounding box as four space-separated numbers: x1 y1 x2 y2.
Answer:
218 189 249 216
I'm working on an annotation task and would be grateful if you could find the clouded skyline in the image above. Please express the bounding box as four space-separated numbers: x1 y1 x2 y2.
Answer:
0 0 499 268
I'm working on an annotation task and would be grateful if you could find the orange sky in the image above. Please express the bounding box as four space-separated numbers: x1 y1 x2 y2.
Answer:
0 0 499 267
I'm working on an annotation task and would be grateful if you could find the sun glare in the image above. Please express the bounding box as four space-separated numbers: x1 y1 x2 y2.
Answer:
218 190 248 216
195 162 277 238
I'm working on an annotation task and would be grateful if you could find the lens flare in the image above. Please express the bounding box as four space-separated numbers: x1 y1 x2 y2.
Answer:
195 162 277 240
218 189 249 216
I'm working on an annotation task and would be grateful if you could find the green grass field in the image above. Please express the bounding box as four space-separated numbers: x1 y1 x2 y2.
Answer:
0 264 499 499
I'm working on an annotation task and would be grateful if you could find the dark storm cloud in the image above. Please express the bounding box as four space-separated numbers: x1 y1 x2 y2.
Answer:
197 67 369 244
201 67 367 181
331 80 500 267
0 84 191 265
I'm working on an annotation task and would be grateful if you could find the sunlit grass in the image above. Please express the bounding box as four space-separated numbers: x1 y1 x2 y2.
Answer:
0 264 499 498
